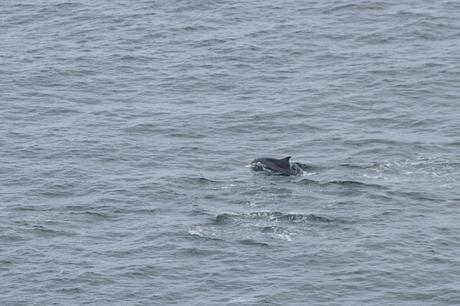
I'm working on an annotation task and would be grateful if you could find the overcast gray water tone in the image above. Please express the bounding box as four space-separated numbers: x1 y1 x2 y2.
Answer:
1 0 460 305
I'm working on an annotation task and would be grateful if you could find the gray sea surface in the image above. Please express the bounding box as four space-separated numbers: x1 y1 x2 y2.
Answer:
1 0 460 305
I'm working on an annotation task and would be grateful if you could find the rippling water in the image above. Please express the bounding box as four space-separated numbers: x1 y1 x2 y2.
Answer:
1 0 460 305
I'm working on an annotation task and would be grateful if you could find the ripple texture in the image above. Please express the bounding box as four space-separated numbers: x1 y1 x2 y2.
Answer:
1 0 460 305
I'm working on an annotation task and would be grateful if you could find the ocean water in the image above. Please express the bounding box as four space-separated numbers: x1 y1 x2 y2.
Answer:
1 0 460 305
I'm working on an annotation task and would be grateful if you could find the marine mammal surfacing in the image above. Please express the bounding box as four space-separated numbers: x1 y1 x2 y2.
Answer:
250 156 300 176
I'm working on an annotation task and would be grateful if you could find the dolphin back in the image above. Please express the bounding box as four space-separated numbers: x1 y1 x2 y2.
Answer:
279 156 291 167
250 156 297 175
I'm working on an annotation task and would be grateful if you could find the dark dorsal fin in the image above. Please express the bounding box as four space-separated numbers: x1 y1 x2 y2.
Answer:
278 156 291 168
281 156 291 162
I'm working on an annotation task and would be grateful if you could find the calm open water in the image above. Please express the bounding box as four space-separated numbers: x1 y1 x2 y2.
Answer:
1 0 460 305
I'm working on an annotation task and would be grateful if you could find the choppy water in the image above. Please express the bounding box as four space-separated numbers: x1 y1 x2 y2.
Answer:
1 0 460 305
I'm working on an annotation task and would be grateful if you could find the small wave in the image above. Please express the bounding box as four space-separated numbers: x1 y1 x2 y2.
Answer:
260 226 297 241
340 162 379 169
214 211 335 225
294 162 320 171
69 210 117 221
10 205 52 212
169 132 206 139
31 183 78 198
296 178 321 186
370 156 460 180
171 24 216 31
386 190 442 202
241 186 293 196
189 208 212 217
54 2 85 9
324 2 385 14
326 180 385 189
116 270 156 280
279 213 332 223
63 204 159 217
113 208 158 215
0 233 26 242
344 138 407 147
43 107 81 115
214 212 236 224
176 247 224 256
191 210 339 244
177 177 222 186
188 225 224 241
125 123 201 136
124 123 167 134
31 225 76 237
297 178 385 189
237 239 269 247
36 189 75 198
